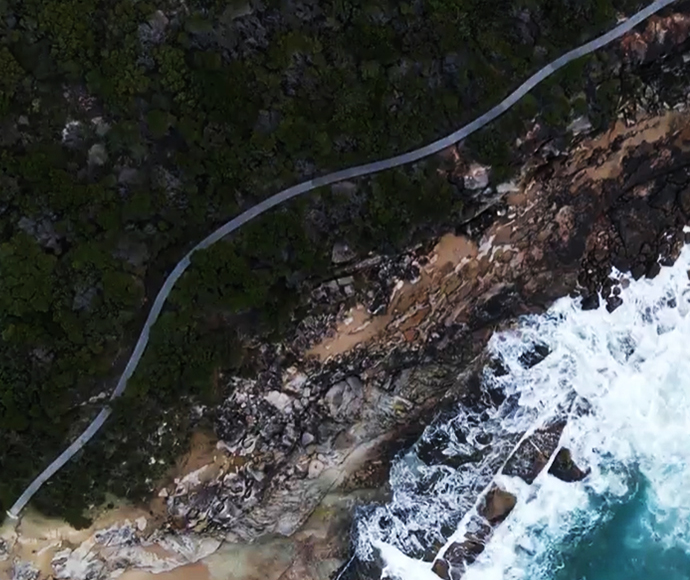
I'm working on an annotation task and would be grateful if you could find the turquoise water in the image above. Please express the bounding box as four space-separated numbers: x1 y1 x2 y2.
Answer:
365 244 690 580
542 484 670 579
549 478 690 580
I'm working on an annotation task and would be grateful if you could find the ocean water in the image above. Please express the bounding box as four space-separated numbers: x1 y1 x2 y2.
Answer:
355 242 690 580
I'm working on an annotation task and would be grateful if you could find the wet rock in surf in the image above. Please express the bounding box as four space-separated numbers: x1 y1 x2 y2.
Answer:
431 557 451 580
548 447 590 482
415 427 486 469
518 342 550 368
479 485 517 525
445 523 491 565
432 515 494 579
502 419 566 483
464 514 493 543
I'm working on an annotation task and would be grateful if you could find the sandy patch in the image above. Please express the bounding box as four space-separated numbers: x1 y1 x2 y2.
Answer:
307 233 480 361
119 561 212 580
572 111 678 183
307 304 393 361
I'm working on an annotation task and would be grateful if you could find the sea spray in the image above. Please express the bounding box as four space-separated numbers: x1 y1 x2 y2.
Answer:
354 245 690 580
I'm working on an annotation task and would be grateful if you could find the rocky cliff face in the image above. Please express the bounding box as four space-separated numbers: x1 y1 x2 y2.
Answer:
6 6 690 580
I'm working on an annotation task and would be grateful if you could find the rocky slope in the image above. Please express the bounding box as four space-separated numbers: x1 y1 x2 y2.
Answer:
6 6 690 580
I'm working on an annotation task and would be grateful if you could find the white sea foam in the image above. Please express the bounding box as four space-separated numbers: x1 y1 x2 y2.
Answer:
357 245 690 580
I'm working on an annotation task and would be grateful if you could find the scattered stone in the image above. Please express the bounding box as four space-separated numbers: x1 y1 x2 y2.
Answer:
606 295 624 313
465 514 493 543
300 432 315 446
282 368 308 394
41 27 690 576
415 427 485 469
307 459 325 479
264 391 293 413
11 562 39 580
113 237 150 269
432 515 493 578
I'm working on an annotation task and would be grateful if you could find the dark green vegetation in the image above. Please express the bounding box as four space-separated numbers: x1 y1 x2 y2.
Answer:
0 0 647 524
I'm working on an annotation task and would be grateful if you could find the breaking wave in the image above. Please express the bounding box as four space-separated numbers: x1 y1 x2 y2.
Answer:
354 243 690 580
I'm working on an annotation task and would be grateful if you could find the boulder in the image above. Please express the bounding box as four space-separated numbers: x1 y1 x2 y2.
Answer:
548 448 589 482
88 143 108 166
518 342 550 368
325 376 364 421
264 391 293 414
606 295 623 313
307 459 325 479
567 116 592 136
431 557 450 579
502 419 566 483
463 163 490 191
300 432 315 446
479 486 516 525
444 539 484 566
464 515 492 544
331 241 356 264
432 517 492 580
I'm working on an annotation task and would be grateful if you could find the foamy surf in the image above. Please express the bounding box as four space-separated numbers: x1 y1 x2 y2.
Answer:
355 244 690 580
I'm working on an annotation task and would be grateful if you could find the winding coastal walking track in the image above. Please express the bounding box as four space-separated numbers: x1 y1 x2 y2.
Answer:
7 0 677 519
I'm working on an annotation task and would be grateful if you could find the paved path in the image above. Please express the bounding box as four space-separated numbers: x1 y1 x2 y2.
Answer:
7 0 677 519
